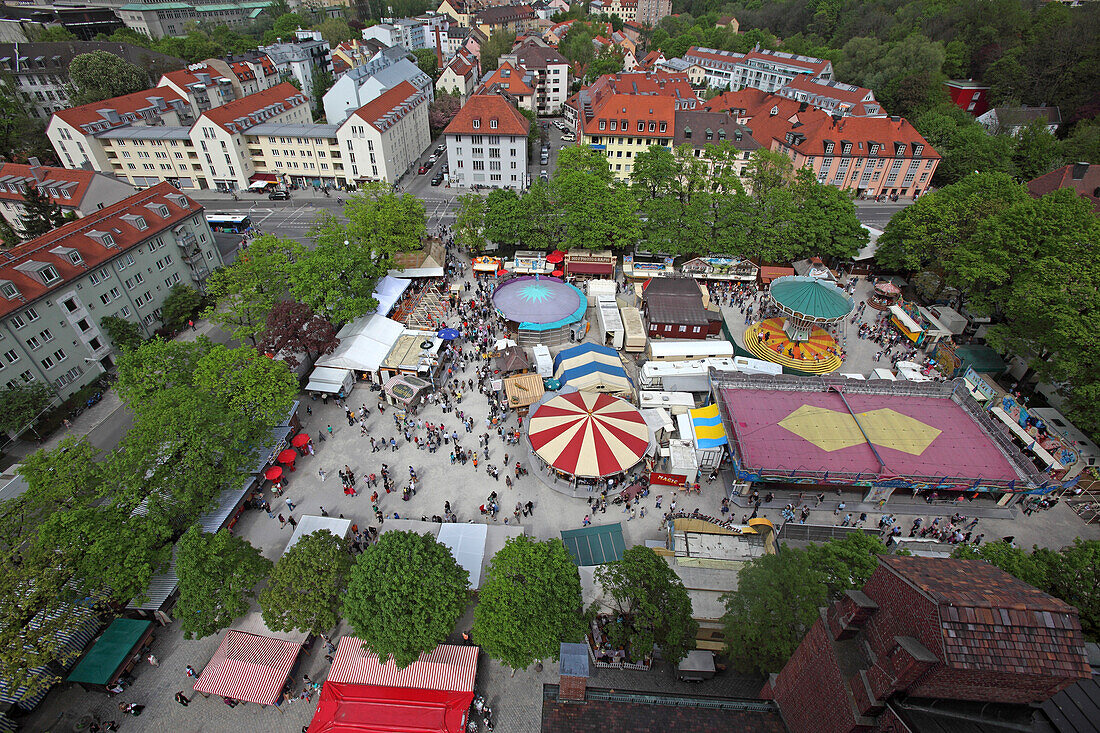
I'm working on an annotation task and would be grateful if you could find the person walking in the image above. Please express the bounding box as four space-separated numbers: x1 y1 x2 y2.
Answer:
287 515 297 528
285 497 296 511
175 692 190 707
185 665 198 679
146 653 159 667
524 500 534 517
318 468 326 482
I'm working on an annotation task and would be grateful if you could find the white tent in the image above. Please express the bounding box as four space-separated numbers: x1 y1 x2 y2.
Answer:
372 276 411 316
316 315 405 374
305 365 354 395
285 514 352 552
436 523 488 588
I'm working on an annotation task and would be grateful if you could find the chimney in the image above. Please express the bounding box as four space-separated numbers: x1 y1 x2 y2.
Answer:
28 157 44 182
1072 162 1088 180
558 642 589 702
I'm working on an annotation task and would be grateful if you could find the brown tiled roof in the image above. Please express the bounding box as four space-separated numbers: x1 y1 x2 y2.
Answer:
880 556 1091 679
674 109 760 150
0 182 201 317
475 4 535 24
1027 164 1100 212
0 164 96 208
352 81 428 131
51 87 190 131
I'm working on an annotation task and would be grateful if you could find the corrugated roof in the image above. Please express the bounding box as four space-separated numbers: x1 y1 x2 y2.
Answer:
560 523 625 565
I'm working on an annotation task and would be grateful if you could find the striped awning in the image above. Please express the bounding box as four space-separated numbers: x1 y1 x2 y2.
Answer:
328 639 477 692
528 391 650 478
193 630 301 705
0 605 101 710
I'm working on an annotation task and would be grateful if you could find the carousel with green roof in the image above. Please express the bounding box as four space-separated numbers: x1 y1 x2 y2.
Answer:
744 275 854 374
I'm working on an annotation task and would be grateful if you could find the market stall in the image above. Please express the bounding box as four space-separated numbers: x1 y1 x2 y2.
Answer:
308 640 478 733
382 374 432 412
503 372 545 416
193 630 302 706
67 618 154 692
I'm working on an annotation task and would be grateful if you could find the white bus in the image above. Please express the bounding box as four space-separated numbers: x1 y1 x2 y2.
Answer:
645 339 735 363
205 214 252 233
639 357 739 391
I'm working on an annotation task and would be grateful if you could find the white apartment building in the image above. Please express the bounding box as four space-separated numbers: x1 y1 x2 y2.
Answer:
683 46 833 93
340 81 432 183
323 47 433 125
498 40 571 115
436 48 479 102
260 29 333 99
156 63 242 117
444 95 530 190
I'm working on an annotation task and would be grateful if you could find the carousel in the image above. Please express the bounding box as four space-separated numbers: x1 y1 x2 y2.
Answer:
527 390 653 489
868 280 902 310
743 275 854 374
492 275 586 347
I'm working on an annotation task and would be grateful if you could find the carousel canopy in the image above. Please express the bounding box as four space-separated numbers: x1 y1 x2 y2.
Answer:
528 391 650 478
770 275 854 321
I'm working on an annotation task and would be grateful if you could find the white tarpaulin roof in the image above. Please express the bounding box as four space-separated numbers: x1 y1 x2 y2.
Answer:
305 365 351 393
372 276 411 316
317 315 405 373
436 523 488 588
285 515 352 552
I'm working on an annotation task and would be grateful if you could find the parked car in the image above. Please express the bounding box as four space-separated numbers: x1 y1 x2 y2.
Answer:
418 164 431 174
435 144 445 154
561 132 576 142
268 189 290 200
442 164 449 174
431 173 444 186
554 121 566 131
427 154 438 165
540 153 549 165
539 170 548 182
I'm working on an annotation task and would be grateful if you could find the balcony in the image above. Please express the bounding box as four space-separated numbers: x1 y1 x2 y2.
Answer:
176 231 197 248
181 248 202 263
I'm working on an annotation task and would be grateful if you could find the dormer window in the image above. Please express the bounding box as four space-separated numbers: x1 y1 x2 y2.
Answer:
40 266 59 284
599 120 606 130
472 119 480 129
824 141 835 155
913 144 923 157
609 120 616 130
490 119 498 129
683 126 691 139
0 282 18 299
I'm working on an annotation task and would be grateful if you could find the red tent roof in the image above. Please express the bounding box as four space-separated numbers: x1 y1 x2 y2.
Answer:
192 630 301 705
327 639 477 691
308 682 473 733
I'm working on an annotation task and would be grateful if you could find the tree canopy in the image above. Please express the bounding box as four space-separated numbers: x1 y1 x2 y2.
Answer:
257 300 340 367
343 531 470 667
67 51 149 106
594 546 698 665
473 536 585 670
260 529 353 636
175 527 271 639
0 383 53 435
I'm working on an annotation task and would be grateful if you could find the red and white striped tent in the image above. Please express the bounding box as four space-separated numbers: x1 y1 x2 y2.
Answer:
308 639 478 733
192 630 302 705
528 390 651 478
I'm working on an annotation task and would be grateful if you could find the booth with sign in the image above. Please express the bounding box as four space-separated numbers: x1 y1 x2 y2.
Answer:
383 374 432 412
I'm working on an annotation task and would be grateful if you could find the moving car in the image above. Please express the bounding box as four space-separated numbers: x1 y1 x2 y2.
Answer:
418 164 431 174
561 132 576 142
268 189 290 200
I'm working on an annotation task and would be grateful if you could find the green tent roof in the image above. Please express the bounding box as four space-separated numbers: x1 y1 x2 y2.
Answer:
560 523 625 566
956 344 1006 374
770 276 853 320
67 618 152 685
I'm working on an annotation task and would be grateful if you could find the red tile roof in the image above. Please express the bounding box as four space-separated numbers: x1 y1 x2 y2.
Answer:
582 93 676 137
229 61 256 82
51 87 190 132
199 82 307 133
352 81 430 132
444 94 530 137
480 62 533 96
0 164 97 209
781 75 875 105
0 182 201 318
160 66 230 90
880 556 1091 679
475 4 534 24
1027 164 1100 211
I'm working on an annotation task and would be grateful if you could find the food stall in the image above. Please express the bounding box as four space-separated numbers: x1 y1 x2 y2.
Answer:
382 374 432 412
67 618 155 693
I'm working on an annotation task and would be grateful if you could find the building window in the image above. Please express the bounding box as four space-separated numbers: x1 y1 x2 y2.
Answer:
40 356 54 370
3 349 18 363
52 348 66 362
10 315 25 330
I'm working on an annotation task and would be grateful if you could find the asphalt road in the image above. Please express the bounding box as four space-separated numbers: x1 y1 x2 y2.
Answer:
854 200 912 229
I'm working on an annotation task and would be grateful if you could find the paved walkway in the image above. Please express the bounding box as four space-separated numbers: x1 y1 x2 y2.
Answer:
18 255 1100 732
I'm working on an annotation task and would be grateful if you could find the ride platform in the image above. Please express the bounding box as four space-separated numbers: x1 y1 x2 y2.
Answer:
743 317 843 374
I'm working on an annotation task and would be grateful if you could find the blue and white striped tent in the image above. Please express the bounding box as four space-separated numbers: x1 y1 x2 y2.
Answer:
553 343 633 398
0 603 101 710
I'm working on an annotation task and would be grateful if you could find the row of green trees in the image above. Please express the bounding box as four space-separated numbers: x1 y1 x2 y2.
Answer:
876 172 1100 435
455 145 867 262
0 337 300 700
209 528 697 672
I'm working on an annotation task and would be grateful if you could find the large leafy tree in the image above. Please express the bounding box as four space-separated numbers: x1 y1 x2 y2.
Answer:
257 300 340 367
343 531 470 667
551 146 641 251
805 533 890 599
0 383 53 435
0 73 48 165
293 183 425 323
67 51 149 106
480 32 516 73
160 284 203 331
99 315 143 351
176 527 272 639
473 536 585 670
260 530 353 636
454 193 488 252
594 546 697 665
429 92 461 132
721 549 827 675
203 234 303 346
192 344 300 427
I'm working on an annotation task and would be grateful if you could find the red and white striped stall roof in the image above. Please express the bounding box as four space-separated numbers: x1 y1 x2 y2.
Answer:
192 630 302 705
327 639 478 692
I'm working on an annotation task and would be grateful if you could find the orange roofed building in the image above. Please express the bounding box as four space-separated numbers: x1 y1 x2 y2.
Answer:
707 89 938 199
